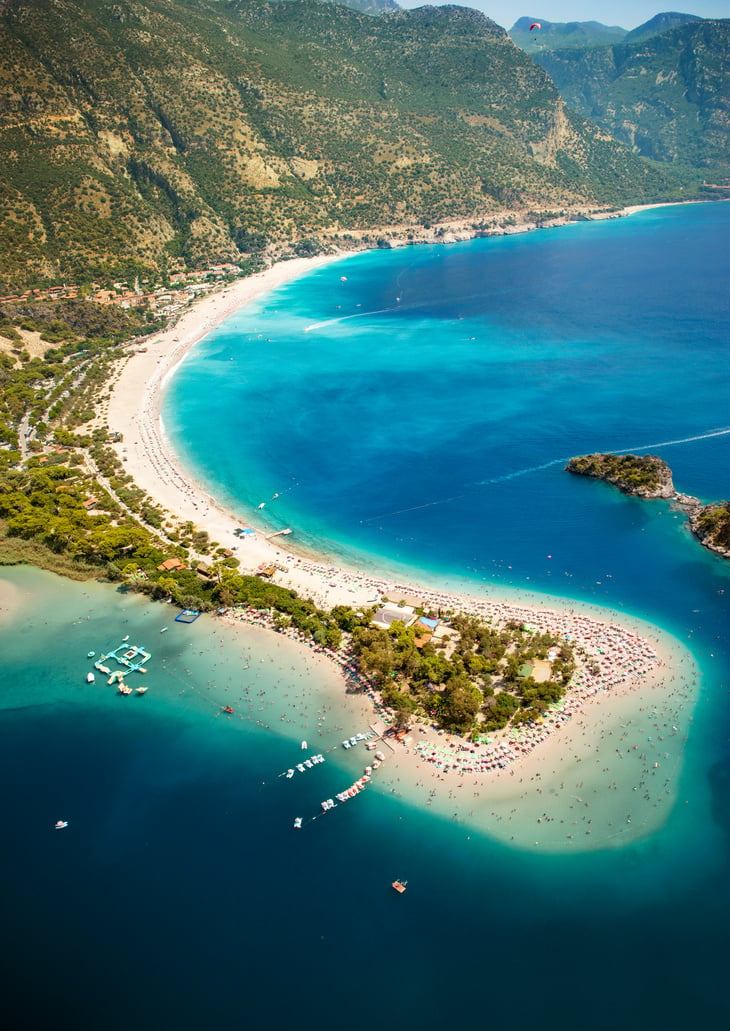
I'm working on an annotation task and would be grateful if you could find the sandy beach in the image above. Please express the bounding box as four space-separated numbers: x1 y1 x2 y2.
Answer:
103 203 676 610
102 224 701 827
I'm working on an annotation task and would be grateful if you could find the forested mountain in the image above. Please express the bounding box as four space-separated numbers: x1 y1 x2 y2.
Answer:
534 18 730 169
0 0 700 289
509 11 703 52
624 11 702 44
509 16 627 51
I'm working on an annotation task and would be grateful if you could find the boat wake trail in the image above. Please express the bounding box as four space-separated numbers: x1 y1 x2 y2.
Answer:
360 425 730 525
476 458 566 486
612 426 730 453
304 307 394 333
361 492 471 524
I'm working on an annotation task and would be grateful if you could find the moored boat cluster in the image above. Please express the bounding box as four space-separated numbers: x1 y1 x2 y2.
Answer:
285 753 325 778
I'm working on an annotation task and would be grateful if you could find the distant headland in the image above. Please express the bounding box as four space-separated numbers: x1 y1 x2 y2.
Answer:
566 453 730 560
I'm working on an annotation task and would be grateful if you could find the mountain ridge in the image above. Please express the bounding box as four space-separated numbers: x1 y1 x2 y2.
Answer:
0 0 704 289
509 11 703 51
534 18 730 169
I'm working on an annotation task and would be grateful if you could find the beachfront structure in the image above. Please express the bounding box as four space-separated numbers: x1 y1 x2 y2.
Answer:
430 623 460 658
372 603 417 630
157 557 185 572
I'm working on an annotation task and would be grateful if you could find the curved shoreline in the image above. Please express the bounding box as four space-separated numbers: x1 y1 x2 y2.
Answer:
102 213 701 824
103 200 695 611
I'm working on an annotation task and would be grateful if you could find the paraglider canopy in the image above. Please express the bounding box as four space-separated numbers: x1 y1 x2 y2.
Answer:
529 22 541 31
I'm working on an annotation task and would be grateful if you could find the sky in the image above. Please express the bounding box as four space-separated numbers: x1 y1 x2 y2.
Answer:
395 2 730 32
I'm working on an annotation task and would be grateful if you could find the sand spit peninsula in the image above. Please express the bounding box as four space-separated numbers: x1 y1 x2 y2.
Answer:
96 255 695 779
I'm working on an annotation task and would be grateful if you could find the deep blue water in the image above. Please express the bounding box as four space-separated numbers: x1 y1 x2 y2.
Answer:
166 203 730 625
3 204 730 1030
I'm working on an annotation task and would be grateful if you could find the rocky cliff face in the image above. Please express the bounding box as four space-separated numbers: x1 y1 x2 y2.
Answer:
689 501 730 559
535 19 730 171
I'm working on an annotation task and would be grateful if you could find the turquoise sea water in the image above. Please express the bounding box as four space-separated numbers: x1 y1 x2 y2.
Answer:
3 204 730 1029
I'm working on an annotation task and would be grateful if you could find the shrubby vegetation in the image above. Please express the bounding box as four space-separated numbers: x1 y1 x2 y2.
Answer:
566 453 672 495
0 0 704 290
347 612 575 735
534 20 730 173
694 502 730 552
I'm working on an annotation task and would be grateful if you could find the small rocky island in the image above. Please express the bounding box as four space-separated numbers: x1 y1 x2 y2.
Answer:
566 453 730 560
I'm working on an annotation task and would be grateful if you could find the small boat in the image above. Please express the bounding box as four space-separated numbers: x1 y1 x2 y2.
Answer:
375 751 386 761
160 627 168 633
392 880 407 894
222 705 234 714
293 817 302 829
301 740 307 750
55 820 68 830
86 672 95 683
285 769 295 779
87 651 95 658
118 684 133 695
122 635 129 642
135 686 148 695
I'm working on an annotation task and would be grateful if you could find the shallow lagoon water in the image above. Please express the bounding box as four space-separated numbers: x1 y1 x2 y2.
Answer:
1 567 727 1030
3 205 730 1028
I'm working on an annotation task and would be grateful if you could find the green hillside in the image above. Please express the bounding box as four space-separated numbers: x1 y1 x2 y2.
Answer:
509 16 628 52
534 19 730 171
624 11 702 44
0 0 698 290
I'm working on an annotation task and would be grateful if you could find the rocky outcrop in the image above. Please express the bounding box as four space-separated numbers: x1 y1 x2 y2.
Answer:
688 501 730 559
565 453 675 498
567 453 730 561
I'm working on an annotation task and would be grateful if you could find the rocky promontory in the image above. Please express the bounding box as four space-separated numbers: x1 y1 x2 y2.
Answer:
566 453 730 561
565 453 675 498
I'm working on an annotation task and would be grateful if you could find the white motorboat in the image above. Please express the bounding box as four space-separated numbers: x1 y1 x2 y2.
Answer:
86 672 95 683
293 817 302 829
